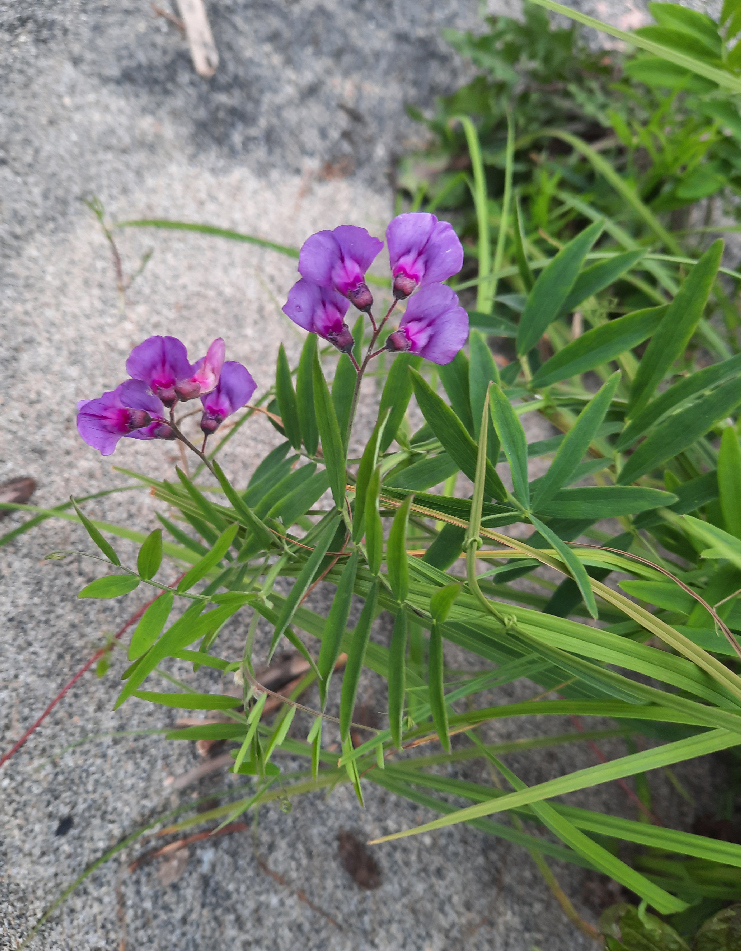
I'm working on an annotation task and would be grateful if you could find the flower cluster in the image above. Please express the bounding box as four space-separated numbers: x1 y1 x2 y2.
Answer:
282 212 468 365
77 336 256 456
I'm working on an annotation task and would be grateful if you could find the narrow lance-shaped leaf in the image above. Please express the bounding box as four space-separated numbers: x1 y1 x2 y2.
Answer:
365 464 383 576
137 528 163 581
212 460 275 551
275 343 302 450
378 354 422 452
387 494 413 603
313 352 346 511
438 351 474 435
512 196 534 292
628 239 723 418
516 219 604 355
72 497 120 566
618 380 741 485
128 590 173 660
469 330 502 469
317 551 358 708
79 574 140 599
388 607 408 749
530 514 598 618
719 428 741 541
340 580 379 743
531 305 665 389
427 584 460 755
532 372 620 510
332 353 359 446
556 249 646 320
175 466 226 531
177 522 239 593
410 369 506 500
352 410 389 542
269 514 341 659
296 334 319 456
489 384 529 508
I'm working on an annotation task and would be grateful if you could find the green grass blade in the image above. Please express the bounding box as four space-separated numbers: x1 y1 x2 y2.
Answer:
489 384 529 507
313 352 346 511
297 335 319 456
317 551 358 708
71 497 121 565
378 354 423 452
455 116 491 313
718 428 741 541
388 608 408 749
340 580 379 742
387 494 412 603
128 591 173 660
275 344 302 450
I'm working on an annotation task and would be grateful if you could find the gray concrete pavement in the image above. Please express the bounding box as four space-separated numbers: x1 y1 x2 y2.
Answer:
0 1 714 948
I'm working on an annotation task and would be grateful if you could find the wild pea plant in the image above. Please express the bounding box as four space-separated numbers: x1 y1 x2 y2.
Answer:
9 3 741 948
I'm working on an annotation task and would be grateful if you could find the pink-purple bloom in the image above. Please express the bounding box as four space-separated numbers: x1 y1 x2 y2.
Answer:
385 283 468 365
298 225 383 312
76 380 172 456
282 279 354 353
386 213 464 300
126 335 193 406
200 362 257 435
176 338 225 401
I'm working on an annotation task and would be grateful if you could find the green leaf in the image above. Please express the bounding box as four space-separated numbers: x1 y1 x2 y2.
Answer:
532 373 620 510
133 690 243 709
467 311 518 337
526 0 741 95
166 722 248 741
438 351 474 434
115 219 300 257
365 465 383 576
128 590 174 660
270 514 341 658
618 580 694 615
212 460 274 551
424 522 467 571
269 470 330 527
352 411 388 542
530 515 598 618
174 467 226 531
516 219 604 355
247 441 291 489
254 464 316 519
718 428 741 541
531 306 665 389
649 2 720 52
512 196 534 292
137 529 163 581
313 352 346 510
387 494 413 603
556 250 646 319
537 486 677 518
489 384 529 507
429 621 451 753
275 344 302 450
72 498 120 566
410 370 506 500
79 574 140 599
297 335 319 456
340 580 379 742
469 331 501 463
388 608 407 749
317 551 358 708
384 453 459 492
177 522 239 593
618 380 741 484
378 354 423 452
430 583 462 623
332 352 357 445
628 240 724 418
681 516 741 573
616 352 741 450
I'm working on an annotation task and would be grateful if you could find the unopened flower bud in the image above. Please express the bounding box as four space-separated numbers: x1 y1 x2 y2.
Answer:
385 329 411 353
174 379 201 401
200 412 224 436
126 409 152 431
155 385 178 407
393 273 417 300
327 325 355 354
346 282 373 312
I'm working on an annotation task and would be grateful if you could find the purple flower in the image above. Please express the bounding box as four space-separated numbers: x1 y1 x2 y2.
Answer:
77 380 172 456
386 212 464 299
175 338 226 401
126 336 193 406
385 283 468 365
298 225 383 312
282 279 354 353
200 361 257 435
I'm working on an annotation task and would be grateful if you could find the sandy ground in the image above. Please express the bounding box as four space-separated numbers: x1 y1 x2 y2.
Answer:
0 1 719 948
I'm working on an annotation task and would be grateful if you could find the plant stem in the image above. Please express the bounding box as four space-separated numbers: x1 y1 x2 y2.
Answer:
169 406 217 478
344 299 398 446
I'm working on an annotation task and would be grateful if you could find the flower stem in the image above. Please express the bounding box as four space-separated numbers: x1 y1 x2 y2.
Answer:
344 298 398 446
169 406 217 478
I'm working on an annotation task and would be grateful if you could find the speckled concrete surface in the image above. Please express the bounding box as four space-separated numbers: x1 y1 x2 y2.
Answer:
0 1 718 948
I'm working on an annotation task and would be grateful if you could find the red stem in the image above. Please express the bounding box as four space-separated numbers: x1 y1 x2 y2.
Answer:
0 574 186 770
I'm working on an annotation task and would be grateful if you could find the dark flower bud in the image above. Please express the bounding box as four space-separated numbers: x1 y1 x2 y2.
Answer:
346 282 374 313
392 273 417 300
327 325 355 354
154 385 178 407
200 412 224 436
152 422 177 440
126 409 152 431
385 330 411 353
174 379 201 401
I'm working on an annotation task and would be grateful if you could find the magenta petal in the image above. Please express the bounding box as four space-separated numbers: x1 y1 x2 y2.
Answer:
419 220 464 285
76 405 124 455
386 213 436 270
398 283 469 365
333 225 383 274
117 379 166 416
298 231 338 288
282 279 349 338
201 361 256 419
191 338 226 394
126 336 192 391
